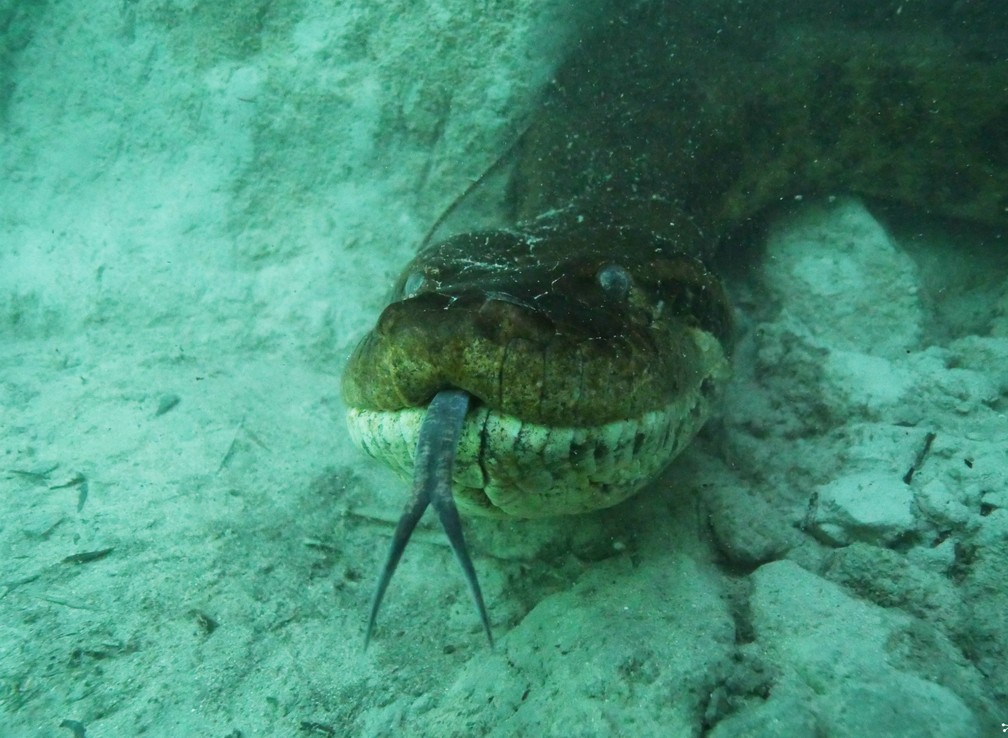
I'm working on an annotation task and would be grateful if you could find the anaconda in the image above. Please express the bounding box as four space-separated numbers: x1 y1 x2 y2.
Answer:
341 1 1008 645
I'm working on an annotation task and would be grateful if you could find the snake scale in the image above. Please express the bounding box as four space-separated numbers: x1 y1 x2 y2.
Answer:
341 1 1008 644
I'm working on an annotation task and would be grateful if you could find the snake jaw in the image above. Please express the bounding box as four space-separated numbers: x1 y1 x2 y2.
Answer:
364 389 493 648
347 323 730 519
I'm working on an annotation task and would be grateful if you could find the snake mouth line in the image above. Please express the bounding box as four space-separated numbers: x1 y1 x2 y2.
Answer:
347 378 718 519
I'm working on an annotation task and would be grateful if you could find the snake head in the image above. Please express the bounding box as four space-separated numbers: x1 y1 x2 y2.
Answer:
344 224 732 645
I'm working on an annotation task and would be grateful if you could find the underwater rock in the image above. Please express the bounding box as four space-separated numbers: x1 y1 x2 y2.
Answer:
704 483 800 569
821 542 965 635
761 198 923 359
810 471 916 546
401 550 734 736
743 560 980 738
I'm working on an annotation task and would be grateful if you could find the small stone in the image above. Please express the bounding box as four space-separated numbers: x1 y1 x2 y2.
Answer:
708 692 820 738
811 471 915 546
914 478 971 528
155 393 181 417
705 486 798 568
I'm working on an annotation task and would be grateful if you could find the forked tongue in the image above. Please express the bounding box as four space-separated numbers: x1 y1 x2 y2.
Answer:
364 389 493 648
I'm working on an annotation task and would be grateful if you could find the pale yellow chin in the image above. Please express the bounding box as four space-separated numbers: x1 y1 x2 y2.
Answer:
345 329 730 519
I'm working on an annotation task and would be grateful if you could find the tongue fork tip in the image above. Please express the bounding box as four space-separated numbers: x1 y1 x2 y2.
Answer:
364 389 493 648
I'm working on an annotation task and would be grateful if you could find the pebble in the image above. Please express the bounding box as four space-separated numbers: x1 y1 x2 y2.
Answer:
810 471 916 546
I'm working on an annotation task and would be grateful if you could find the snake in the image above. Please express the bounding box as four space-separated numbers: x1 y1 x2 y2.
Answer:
340 2 1008 645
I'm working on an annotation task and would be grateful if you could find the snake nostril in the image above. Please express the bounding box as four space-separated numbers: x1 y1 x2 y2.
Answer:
376 292 455 337
476 295 553 340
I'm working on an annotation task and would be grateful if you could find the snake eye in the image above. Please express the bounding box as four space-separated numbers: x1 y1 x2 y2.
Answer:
402 271 426 298
596 264 632 300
